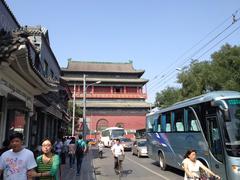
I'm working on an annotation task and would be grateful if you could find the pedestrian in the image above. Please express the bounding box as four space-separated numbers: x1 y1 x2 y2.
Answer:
75 134 87 176
0 132 37 180
0 139 10 180
111 138 124 174
182 149 221 180
27 138 60 180
54 138 63 156
0 139 10 156
61 137 68 165
68 137 76 168
98 141 104 158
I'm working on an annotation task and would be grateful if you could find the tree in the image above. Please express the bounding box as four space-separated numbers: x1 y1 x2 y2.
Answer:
211 44 240 91
177 60 214 98
155 87 183 107
67 101 83 135
68 101 83 118
154 43 240 106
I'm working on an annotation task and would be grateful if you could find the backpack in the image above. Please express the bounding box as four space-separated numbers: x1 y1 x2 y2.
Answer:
75 140 85 156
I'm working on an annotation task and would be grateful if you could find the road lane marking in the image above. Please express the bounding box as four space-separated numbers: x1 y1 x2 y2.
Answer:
125 156 171 180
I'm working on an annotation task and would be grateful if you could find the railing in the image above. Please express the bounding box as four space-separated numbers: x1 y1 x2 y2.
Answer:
74 93 147 99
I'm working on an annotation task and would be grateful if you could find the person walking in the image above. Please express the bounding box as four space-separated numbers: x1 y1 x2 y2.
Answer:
75 134 87 176
111 138 124 174
98 141 104 158
0 139 10 156
0 133 37 180
27 138 60 180
68 137 76 168
54 138 63 156
61 137 68 165
182 149 221 180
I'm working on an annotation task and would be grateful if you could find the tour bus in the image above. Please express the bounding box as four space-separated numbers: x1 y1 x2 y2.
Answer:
100 127 125 147
146 91 240 180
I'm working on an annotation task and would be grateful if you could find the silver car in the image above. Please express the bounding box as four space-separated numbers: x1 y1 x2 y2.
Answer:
120 137 133 151
132 140 148 157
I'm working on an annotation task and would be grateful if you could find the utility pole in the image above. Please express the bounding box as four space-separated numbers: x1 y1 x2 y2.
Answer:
72 83 76 137
83 74 86 140
82 74 101 140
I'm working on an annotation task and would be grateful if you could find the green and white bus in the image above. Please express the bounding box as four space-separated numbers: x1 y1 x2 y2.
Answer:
100 127 125 147
146 91 240 180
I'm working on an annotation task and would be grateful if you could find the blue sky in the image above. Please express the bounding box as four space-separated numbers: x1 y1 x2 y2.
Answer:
6 0 240 103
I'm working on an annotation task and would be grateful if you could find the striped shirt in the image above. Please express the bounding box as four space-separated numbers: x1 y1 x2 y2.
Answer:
36 154 60 180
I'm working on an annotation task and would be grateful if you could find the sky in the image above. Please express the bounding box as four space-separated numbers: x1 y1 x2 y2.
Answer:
6 0 240 103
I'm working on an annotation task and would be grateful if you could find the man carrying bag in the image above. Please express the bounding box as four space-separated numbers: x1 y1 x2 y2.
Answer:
75 134 87 176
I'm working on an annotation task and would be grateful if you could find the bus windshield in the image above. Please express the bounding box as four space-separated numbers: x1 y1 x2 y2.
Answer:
224 99 240 156
111 129 125 138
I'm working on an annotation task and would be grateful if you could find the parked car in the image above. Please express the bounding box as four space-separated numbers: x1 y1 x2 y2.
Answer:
119 137 133 151
132 140 148 157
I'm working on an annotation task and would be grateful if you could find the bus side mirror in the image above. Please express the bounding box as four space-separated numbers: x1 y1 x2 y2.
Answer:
211 100 230 121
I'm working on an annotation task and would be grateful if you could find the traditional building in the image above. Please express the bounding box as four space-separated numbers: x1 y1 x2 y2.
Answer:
0 0 70 148
62 60 150 137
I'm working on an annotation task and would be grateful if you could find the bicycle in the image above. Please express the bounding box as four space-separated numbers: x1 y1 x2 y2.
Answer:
116 154 124 179
98 149 103 158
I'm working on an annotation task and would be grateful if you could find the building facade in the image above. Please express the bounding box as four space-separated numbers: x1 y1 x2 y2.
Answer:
0 0 70 148
62 60 149 137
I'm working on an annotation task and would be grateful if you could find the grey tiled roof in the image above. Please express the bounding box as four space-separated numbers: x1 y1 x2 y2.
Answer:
0 29 28 60
0 29 58 90
62 61 145 74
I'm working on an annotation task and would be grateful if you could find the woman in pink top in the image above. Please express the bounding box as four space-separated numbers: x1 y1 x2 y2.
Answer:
68 137 76 168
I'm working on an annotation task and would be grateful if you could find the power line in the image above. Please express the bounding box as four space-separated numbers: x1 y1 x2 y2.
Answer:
148 11 240 94
147 9 240 90
148 24 240 97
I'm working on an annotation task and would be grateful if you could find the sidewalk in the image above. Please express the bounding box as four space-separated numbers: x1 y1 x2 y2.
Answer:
61 148 96 180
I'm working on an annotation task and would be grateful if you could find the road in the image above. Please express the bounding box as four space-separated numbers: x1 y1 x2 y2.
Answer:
93 147 184 180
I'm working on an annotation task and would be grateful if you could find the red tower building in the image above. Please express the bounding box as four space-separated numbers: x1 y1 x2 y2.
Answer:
62 61 150 137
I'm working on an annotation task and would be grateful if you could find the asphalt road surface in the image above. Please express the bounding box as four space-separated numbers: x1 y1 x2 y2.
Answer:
93 147 184 180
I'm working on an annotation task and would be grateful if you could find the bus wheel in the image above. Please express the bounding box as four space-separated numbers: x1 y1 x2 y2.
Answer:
159 153 167 170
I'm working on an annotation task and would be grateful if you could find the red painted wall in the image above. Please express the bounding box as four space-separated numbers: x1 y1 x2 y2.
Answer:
87 115 146 131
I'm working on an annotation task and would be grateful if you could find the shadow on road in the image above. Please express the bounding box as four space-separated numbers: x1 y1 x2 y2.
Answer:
120 169 133 178
151 162 184 177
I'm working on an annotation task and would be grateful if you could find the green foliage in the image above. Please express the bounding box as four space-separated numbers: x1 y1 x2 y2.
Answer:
211 44 240 91
155 43 240 108
155 87 183 108
68 101 83 118
177 60 214 98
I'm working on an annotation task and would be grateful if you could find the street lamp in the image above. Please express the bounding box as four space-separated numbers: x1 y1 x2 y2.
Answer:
72 83 76 137
83 74 101 140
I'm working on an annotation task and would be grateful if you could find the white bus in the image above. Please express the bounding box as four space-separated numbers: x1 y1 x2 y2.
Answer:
146 91 240 180
100 127 125 147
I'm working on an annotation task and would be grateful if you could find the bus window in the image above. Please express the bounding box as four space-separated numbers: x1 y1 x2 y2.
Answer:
207 116 223 162
187 108 200 132
176 122 184 131
157 115 161 132
102 130 110 137
147 115 154 132
174 109 185 132
166 113 171 132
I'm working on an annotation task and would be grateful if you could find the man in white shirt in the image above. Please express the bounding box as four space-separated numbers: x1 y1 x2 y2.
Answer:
0 133 37 180
111 139 124 172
